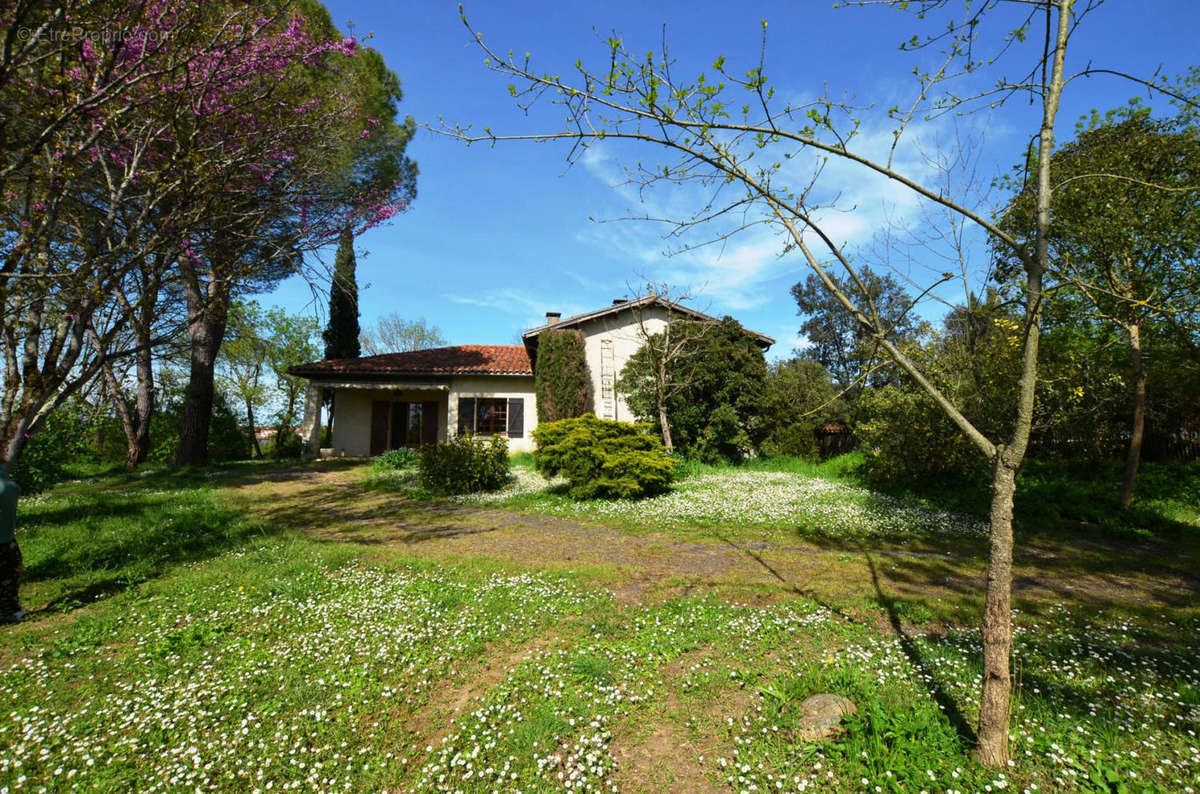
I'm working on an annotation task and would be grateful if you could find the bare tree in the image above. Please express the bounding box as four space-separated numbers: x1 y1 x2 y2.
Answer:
359 314 447 356
618 285 703 451
441 0 1194 765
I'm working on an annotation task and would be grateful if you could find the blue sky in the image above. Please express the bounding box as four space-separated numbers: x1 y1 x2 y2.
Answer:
268 1 1200 360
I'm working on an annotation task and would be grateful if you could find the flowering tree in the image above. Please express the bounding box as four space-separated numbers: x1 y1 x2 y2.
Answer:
444 0 1195 765
0 0 417 469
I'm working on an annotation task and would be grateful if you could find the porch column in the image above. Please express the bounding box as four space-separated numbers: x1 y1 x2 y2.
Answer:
301 383 322 459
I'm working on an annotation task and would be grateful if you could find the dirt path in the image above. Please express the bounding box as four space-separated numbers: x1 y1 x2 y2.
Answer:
230 464 1200 621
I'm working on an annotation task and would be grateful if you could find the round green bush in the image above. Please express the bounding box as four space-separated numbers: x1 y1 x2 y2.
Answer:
533 414 675 499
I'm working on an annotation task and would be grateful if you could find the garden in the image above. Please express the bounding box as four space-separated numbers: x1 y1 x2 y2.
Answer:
0 456 1197 793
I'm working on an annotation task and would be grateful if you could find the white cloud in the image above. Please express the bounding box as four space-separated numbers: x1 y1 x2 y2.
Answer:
444 288 589 337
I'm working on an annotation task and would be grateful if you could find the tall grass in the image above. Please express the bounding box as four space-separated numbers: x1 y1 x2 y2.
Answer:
676 451 866 481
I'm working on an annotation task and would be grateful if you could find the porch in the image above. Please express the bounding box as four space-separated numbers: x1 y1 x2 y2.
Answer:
301 382 450 458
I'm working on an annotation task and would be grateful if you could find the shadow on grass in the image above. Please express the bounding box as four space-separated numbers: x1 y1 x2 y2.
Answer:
16 463 314 616
713 531 980 748
858 544 978 748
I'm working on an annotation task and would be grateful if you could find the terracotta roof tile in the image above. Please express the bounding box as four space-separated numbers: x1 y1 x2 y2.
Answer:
288 344 532 378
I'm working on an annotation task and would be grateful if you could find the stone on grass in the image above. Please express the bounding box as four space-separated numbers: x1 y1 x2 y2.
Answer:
795 693 857 741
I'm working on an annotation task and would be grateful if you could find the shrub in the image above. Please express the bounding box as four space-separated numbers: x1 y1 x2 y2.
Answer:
269 425 303 460
9 404 92 494
534 328 590 422
854 383 986 487
759 358 847 460
373 447 419 470
533 414 675 499
419 434 510 495
618 317 766 463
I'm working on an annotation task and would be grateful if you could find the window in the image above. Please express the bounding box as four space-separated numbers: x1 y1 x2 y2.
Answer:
475 398 507 435
456 397 523 438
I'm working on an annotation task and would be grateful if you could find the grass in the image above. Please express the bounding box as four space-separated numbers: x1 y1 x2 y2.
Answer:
440 454 990 546
2 461 1196 792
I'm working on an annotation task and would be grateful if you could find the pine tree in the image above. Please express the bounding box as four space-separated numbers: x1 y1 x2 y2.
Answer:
323 226 362 360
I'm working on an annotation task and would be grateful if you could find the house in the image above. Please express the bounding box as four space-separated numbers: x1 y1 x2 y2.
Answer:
289 294 774 457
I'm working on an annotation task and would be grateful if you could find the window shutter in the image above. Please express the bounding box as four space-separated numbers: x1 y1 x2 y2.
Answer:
421 401 440 444
457 398 475 435
507 398 524 438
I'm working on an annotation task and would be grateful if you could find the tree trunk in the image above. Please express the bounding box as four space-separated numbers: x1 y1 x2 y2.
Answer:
107 376 140 471
245 397 262 459
0 421 30 476
177 312 227 466
655 352 673 451
128 344 155 469
177 252 230 468
1118 322 1146 510
657 399 673 451
975 453 1017 766
974 0 1068 768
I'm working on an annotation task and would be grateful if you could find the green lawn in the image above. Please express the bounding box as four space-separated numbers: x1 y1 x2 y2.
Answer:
1 461 1197 792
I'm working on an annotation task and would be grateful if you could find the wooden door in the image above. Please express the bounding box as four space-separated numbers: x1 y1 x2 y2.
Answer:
369 401 389 456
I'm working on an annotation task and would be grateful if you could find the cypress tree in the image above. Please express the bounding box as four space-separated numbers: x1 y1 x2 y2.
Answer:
323 226 361 360
534 329 590 422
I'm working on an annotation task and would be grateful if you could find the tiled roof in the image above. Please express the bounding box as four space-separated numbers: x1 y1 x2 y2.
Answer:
288 345 532 378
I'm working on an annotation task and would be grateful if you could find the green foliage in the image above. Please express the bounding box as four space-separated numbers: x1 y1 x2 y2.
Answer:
533 414 675 499
322 225 362 361
534 329 590 422
372 447 419 470
419 434 510 495
855 316 1024 487
269 428 304 460
791 266 918 390
147 372 248 465
759 358 846 459
619 317 767 462
9 402 93 494
855 381 986 488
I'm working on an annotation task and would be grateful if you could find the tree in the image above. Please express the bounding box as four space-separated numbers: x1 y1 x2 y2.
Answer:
997 114 1200 508
263 307 321 456
360 314 447 355
323 225 362 360
759 358 845 459
620 317 767 462
618 287 706 451
791 267 917 390
170 4 418 466
219 302 272 458
443 0 1194 764
0 1 238 473
534 328 590 422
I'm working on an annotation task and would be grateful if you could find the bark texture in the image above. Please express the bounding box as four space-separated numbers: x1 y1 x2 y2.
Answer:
1118 323 1146 510
177 256 230 467
976 454 1017 766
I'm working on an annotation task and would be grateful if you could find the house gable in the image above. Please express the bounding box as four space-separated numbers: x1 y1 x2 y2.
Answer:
521 295 774 422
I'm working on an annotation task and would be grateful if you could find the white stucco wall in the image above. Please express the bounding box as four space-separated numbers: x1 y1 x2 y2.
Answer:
320 376 539 457
571 306 670 423
447 375 538 453
330 387 449 457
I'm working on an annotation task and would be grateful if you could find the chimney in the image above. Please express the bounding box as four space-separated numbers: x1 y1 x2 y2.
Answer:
545 311 561 323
